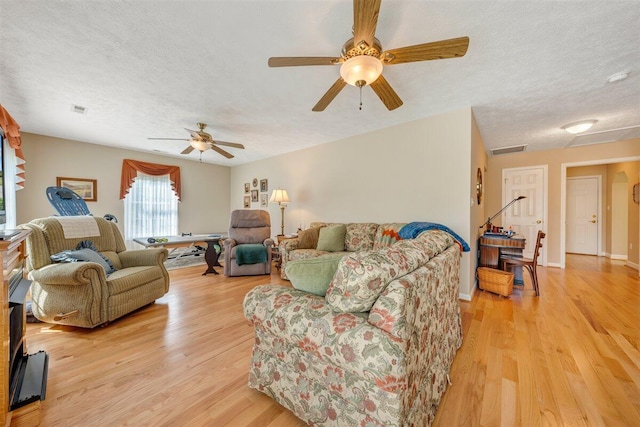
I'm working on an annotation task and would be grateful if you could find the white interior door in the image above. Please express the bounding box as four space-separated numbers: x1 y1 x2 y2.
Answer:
566 177 599 255
503 167 545 259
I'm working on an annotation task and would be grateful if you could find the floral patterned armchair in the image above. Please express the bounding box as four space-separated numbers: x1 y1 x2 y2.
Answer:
243 230 463 426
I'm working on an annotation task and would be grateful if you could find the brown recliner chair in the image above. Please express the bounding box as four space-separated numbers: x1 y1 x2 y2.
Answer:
223 210 274 276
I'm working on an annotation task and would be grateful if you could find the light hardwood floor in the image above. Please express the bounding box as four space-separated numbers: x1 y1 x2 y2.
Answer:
24 255 639 426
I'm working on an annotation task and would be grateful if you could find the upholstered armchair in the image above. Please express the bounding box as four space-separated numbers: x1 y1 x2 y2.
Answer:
20 216 169 328
223 210 274 276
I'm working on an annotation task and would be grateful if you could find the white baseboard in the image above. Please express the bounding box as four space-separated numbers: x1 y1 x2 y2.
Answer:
459 291 473 301
547 262 562 268
459 282 477 301
610 254 628 261
626 261 639 271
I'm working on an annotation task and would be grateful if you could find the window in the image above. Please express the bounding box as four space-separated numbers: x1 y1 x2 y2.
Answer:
124 173 178 243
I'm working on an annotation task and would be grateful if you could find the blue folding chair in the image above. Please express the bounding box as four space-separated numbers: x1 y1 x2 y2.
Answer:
46 186 117 222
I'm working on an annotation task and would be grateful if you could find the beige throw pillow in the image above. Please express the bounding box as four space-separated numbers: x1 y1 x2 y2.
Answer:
297 227 321 249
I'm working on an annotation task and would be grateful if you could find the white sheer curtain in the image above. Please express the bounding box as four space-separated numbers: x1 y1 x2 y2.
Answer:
124 173 178 244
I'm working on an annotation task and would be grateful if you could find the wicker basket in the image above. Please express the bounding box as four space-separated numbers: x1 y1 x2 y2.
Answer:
477 267 514 297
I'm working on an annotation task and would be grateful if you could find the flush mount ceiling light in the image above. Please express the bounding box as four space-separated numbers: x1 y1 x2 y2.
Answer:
562 119 598 134
607 71 630 83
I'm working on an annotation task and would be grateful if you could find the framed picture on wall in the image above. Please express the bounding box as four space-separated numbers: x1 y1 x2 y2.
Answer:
260 193 268 207
56 177 97 201
260 179 268 193
243 196 250 208
251 190 259 202
244 183 250 194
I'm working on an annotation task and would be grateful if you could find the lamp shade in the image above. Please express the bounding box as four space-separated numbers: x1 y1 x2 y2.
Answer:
339 55 383 86
270 189 290 204
190 138 209 151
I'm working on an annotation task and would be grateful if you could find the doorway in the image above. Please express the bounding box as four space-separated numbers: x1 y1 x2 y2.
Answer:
560 156 640 270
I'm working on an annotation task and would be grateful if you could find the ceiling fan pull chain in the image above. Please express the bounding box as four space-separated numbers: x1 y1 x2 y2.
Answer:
359 84 363 110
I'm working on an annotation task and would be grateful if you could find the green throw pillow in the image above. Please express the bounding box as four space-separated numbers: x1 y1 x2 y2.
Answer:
285 254 344 296
316 224 346 252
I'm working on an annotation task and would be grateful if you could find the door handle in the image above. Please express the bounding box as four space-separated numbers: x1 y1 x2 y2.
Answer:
590 220 596 223
536 220 542 224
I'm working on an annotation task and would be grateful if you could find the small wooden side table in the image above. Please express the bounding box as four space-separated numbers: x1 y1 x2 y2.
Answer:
274 234 298 269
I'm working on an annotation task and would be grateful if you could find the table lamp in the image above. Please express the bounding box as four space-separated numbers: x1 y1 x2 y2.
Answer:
270 189 290 235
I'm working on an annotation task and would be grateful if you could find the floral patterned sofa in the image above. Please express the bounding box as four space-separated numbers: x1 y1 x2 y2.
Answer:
243 229 463 426
279 222 407 279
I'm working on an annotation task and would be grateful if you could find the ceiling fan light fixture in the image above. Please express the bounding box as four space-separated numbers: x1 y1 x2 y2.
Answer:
190 138 209 151
340 55 383 86
562 119 598 134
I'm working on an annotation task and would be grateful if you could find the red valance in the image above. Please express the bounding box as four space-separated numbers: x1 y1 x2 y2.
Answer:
0 103 26 190
120 159 181 201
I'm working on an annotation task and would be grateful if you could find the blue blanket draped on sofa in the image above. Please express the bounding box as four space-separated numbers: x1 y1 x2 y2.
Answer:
399 222 470 252
235 244 268 266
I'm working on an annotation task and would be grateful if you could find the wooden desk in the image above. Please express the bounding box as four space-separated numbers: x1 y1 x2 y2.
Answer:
478 234 526 284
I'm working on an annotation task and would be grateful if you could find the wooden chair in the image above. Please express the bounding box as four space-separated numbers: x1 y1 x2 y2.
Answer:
501 230 545 296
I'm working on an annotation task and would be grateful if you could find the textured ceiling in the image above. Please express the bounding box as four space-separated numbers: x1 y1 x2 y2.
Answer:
1 0 639 166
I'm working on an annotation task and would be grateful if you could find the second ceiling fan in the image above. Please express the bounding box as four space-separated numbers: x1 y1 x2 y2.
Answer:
268 0 469 111
148 123 245 159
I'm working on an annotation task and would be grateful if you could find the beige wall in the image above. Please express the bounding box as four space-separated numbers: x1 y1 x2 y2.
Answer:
470 113 488 292
230 108 481 299
17 133 231 235
606 162 640 264
486 139 640 267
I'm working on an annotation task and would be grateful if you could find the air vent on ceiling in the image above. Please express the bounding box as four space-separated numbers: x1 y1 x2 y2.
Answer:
566 125 640 148
490 144 527 156
70 104 87 114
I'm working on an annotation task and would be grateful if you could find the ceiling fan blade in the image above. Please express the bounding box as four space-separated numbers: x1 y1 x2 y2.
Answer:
353 0 381 48
210 144 234 159
148 138 189 141
370 75 403 110
184 128 203 140
181 145 195 155
268 57 341 67
312 78 348 112
382 37 470 64
214 140 245 149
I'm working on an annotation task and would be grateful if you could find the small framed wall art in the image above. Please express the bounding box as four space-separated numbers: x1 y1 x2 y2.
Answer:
244 183 250 194
56 177 97 201
251 189 259 202
260 179 268 193
260 193 268 207
243 196 250 208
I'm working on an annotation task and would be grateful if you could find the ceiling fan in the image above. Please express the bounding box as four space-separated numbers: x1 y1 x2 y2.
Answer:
148 123 245 159
268 0 469 111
